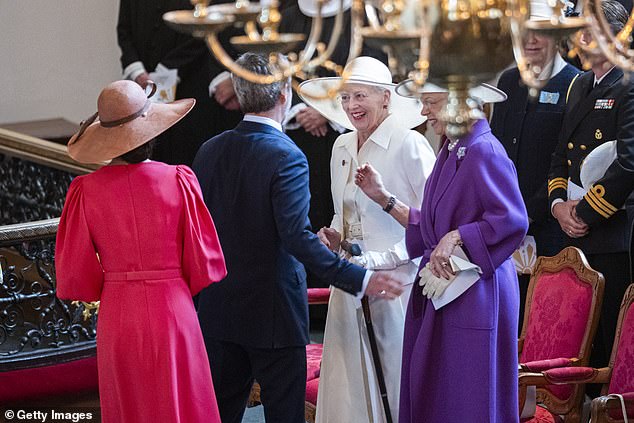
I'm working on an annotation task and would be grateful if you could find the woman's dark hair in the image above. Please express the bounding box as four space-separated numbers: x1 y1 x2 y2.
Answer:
118 139 155 164
601 0 629 34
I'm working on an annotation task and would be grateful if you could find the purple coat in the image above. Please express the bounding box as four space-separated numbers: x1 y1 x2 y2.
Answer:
400 119 528 423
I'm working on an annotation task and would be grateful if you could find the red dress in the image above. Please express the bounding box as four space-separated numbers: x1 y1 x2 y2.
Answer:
55 162 226 423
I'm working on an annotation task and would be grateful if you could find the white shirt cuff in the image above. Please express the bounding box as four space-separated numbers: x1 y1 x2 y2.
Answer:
355 270 372 300
551 198 564 216
123 61 146 81
208 71 231 97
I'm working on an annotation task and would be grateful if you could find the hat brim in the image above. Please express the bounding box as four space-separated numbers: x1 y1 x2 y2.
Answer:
298 78 426 131
297 0 352 17
395 80 507 103
67 98 195 164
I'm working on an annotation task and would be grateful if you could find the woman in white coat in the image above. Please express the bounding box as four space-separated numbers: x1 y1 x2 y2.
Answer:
299 57 436 423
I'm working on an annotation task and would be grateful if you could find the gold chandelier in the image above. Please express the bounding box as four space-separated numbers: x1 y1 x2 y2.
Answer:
163 0 633 137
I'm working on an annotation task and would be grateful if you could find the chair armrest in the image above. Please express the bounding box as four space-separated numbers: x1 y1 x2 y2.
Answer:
519 367 611 387
591 392 634 423
542 366 611 385
520 357 577 372
307 288 330 305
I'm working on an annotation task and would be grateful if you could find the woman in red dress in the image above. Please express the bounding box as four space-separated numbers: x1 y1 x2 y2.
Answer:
55 80 227 423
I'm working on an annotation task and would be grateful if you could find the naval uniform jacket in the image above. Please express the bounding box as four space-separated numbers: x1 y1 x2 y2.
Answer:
548 68 634 256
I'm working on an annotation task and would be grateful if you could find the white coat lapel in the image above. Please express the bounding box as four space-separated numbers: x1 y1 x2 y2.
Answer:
332 134 357 222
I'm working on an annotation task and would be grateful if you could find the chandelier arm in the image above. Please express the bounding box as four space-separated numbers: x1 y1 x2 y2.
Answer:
206 33 297 83
410 0 432 88
297 1 325 64
306 0 346 69
245 21 261 41
364 2 382 30
348 0 365 63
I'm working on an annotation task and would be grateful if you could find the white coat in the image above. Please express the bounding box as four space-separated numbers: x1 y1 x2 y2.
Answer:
316 114 436 423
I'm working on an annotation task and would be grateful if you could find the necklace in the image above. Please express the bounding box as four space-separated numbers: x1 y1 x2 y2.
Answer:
447 138 460 152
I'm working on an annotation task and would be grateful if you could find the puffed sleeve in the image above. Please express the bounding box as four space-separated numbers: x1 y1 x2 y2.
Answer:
176 165 227 296
458 140 529 279
55 177 104 302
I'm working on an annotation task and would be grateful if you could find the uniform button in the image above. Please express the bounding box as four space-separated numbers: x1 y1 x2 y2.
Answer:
568 142 574 149
567 159 572 166
512 137 517 144
580 145 587 150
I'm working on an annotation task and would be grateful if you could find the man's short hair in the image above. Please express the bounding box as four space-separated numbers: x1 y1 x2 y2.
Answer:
231 53 290 114
600 0 628 34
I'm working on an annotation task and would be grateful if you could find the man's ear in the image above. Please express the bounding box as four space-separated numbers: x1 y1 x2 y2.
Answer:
280 83 292 104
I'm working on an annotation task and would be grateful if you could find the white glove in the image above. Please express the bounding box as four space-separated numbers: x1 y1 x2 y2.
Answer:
418 264 455 299
349 249 409 270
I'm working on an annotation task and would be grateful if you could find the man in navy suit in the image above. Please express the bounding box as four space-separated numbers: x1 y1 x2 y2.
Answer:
193 53 407 423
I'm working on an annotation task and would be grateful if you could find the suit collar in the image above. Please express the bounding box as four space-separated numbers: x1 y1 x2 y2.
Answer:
235 120 287 138
594 66 619 88
242 114 283 132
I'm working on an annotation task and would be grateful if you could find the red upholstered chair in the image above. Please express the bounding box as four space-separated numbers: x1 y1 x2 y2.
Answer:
248 287 330 423
518 247 605 423
519 283 634 423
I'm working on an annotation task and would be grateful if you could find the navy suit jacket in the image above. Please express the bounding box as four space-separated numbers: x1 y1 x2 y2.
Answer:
193 120 366 348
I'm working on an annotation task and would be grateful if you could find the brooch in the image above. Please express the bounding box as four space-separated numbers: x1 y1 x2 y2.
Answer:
457 146 467 159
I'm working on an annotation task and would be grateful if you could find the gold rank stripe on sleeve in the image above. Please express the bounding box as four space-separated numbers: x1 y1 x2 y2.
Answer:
566 74 580 104
548 177 568 195
583 184 618 219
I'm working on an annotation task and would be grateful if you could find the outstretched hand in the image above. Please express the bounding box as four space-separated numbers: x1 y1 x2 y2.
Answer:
365 270 407 299
318 227 341 251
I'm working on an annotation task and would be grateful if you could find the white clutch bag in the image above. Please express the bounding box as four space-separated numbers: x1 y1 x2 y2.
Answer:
418 247 482 310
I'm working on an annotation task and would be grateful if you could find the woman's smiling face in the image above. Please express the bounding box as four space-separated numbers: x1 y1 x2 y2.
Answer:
340 83 390 135
421 92 449 137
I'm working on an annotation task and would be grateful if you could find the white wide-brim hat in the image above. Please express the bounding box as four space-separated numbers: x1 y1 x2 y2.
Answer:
529 0 560 21
298 0 352 18
298 57 426 131
395 80 508 103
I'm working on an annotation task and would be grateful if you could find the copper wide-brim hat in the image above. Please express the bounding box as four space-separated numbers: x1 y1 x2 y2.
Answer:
67 80 195 164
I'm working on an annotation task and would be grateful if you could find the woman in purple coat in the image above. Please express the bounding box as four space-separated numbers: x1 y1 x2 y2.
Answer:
355 81 528 422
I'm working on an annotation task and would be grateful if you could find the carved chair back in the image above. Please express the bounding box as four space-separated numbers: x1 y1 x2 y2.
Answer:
519 246 604 421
